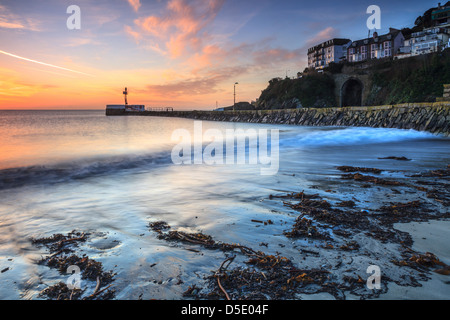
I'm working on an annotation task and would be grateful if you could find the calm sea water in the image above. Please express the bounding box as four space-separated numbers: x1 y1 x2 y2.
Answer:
0 110 449 300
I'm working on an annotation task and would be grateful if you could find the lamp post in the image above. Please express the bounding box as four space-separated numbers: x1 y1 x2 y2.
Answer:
233 82 239 112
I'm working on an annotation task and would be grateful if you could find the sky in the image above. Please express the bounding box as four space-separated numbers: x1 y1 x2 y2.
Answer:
0 0 438 110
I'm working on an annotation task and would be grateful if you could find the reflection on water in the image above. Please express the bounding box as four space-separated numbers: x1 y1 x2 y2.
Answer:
0 110 449 299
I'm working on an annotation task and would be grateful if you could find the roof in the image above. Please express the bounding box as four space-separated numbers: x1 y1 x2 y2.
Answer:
308 38 352 53
349 30 403 48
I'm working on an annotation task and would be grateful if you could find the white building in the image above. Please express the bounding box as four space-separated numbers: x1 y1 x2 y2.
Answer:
307 38 352 70
410 27 450 56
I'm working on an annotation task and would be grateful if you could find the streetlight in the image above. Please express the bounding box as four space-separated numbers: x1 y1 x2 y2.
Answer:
233 82 239 112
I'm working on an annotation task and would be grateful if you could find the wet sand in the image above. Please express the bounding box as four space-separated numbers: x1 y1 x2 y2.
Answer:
30 163 450 300
375 220 450 300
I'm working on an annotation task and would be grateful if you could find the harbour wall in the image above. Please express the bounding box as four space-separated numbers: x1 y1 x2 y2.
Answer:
116 103 450 136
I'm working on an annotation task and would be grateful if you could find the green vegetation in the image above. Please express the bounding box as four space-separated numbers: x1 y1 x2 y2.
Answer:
256 74 336 109
366 50 450 105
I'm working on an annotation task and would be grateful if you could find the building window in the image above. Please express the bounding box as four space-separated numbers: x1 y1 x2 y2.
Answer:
361 46 367 60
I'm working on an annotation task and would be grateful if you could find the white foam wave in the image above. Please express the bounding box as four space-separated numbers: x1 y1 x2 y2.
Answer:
281 127 441 148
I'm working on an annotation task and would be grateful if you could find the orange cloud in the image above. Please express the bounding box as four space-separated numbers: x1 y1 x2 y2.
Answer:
140 64 248 98
0 5 41 31
0 20 24 29
0 67 58 100
127 0 141 13
305 27 339 48
253 48 302 67
128 0 225 58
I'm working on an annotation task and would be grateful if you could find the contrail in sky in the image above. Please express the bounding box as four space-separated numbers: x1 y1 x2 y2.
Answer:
0 49 94 76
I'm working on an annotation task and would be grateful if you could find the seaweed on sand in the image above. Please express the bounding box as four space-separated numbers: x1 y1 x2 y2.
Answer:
283 217 331 240
337 166 383 174
148 221 347 300
32 230 87 255
31 231 116 300
392 251 449 275
340 173 406 186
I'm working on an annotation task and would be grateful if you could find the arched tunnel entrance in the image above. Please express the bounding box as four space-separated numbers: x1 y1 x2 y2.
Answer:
341 78 363 107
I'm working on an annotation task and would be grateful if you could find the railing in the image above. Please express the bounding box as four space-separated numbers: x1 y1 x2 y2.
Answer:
147 107 174 112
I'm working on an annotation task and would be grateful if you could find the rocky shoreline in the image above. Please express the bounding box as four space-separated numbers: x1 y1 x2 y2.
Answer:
124 102 450 137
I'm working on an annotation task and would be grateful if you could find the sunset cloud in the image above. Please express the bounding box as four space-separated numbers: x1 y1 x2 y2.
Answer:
128 0 225 58
0 5 40 31
305 27 340 48
253 48 303 67
0 68 57 98
127 0 141 13
139 64 249 101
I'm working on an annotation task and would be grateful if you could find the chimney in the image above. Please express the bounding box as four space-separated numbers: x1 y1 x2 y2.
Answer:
389 27 399 34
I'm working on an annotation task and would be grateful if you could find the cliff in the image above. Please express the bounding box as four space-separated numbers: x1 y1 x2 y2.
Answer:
256 74 336 110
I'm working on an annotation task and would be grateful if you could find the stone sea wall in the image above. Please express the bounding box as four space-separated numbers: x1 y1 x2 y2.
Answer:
132 103 450 136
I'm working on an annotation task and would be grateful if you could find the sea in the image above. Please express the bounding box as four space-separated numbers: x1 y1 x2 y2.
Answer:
0 110 449 300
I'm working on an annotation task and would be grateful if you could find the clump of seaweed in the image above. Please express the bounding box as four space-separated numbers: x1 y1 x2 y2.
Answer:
378 156 411 161
269 191 321 200
337 166 383 174
45 254 114 284
32 231 116 300
148 221 265 257
410 165 450 178
149 221 171 233
40 282 82 300
32 230 87 255
284 217 330 240
283 193 370 231
203 255 337 300
336 200 356 208
376 201 434 224
393 252 448 274
148 221 345 300
341 173 405 186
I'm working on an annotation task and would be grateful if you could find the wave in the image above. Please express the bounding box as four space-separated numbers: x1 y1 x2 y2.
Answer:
280 127 442 148
0 152 173 190
0 127 445 190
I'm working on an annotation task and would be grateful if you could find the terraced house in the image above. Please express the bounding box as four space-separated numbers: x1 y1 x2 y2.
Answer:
347 29 405 63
